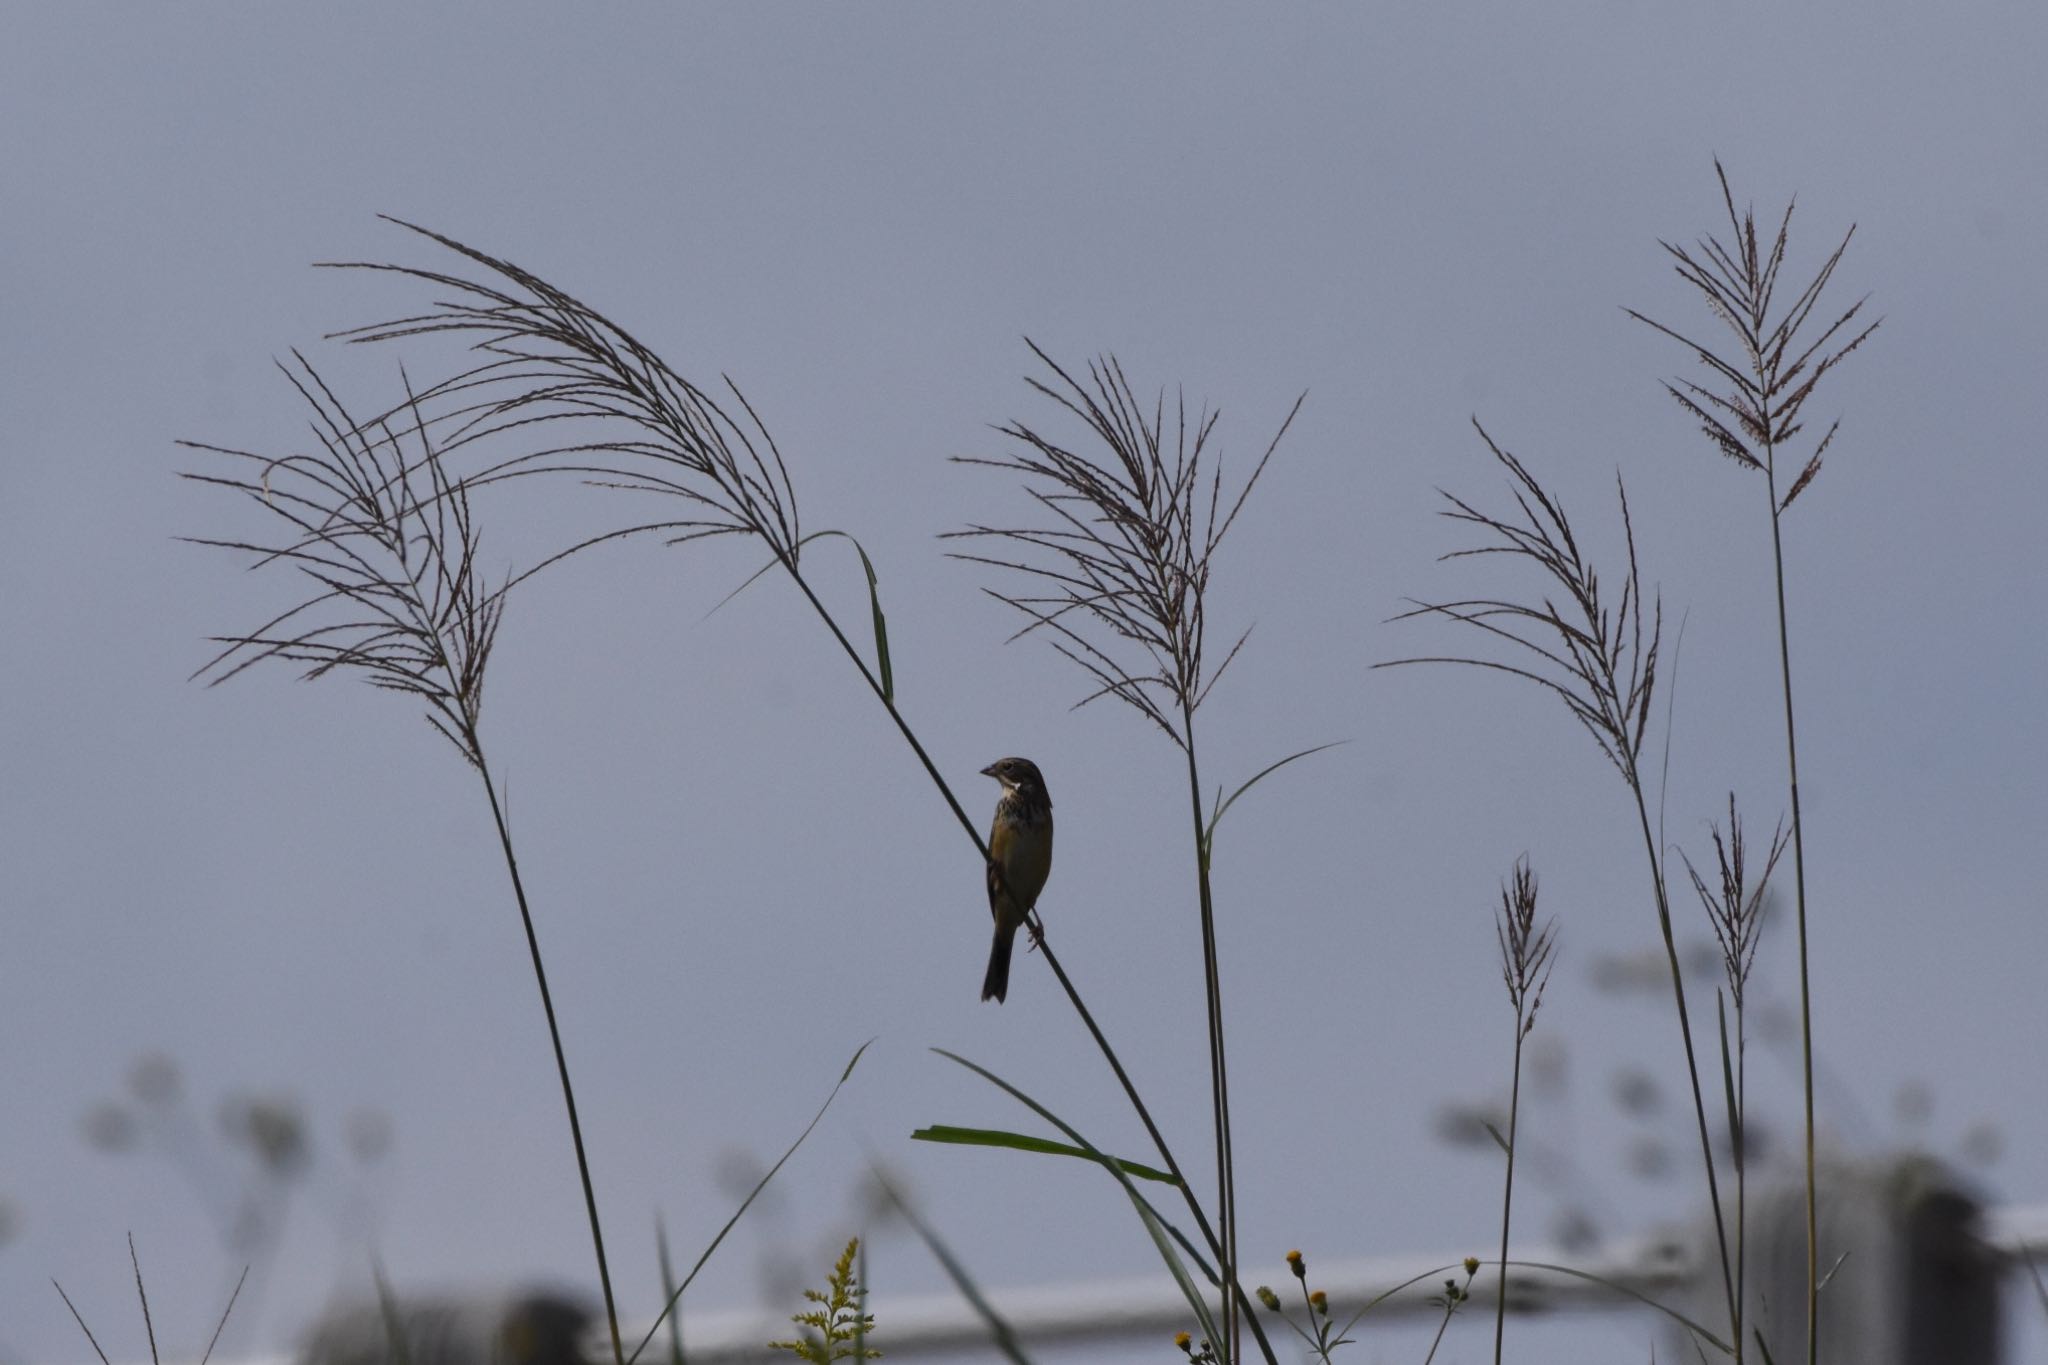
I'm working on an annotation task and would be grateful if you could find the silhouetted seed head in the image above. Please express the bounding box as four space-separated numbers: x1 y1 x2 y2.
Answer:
948 344 1302 750
1627 161 1880 514
1381 426 1661 791
1681 793 1790 1006
1496 856 1558 1037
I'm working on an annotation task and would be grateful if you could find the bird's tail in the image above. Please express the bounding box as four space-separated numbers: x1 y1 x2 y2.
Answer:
981 920 1017 1003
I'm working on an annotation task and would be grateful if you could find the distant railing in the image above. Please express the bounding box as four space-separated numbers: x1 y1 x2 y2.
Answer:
210 1193 2048 1365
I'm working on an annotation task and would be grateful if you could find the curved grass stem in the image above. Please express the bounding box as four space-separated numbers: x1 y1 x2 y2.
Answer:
785 559 1275 1365
472 743 624 1365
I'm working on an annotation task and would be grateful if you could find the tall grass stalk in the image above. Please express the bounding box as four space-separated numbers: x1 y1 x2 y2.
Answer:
313 227 1277 1360
950 348 1302 1363
1683 796 1789 1356
181 364 625 1364
1629 163 1877 1364
1379 427 1741 1352
1490 859 1556 1364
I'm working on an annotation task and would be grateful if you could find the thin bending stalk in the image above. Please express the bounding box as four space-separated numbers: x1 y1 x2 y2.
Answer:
1628 787 1738 1344
1492 1027 1524 1365
1760 446 1819 1365
782 559 1276 1364
472 744 624 1365
1732 996 1749 1358
1181 712 1239 1363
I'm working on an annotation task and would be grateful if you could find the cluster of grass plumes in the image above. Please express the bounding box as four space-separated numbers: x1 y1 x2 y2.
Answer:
1381 424 1742 1343
203 225 1296 1364
1386 163 1876 1364
1631 161 1878 1365
952 348 1309 1364
174 159 1884 1364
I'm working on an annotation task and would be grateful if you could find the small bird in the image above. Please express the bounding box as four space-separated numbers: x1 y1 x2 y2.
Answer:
980 756 1053 1003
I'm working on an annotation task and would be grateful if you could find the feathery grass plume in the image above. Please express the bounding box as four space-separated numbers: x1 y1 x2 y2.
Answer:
950 346 1304 1364
324 220 802 566
182 356 504 763
1683 797 1787 1013
182 358 626 1364
1682 795 1790 1355
948 343 1300 746
1496 858 1558 1036
314 226 1271 1363
1380 429 1745 1351
1383 423 1659 785
1491 858 1557 1364
1632 163 1877 1365
1626 162 1878 515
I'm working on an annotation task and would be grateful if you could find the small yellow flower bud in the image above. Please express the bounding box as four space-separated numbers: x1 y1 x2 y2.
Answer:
1309 1289 1328 1315
1286 1249 1306 1278
1464 1256 1481 1275
1174 1330 1192 1351
1256 1285 1281 1311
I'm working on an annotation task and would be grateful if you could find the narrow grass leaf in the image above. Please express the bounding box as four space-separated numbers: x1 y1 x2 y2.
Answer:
627 1041 872 1365
1717 994 1740 1140
913 1125 1216 1284
911 1125 1179 1185
655 1215 686 1365
1203 741 1346 859
372 1258 416 1365
711 531 894 701
814 530 895 704
197 1267 250 1365
2016 1242 2048 1320
52 1282 113 1365
1333 1263 1467 1338
873 1172 1033 1364
127 1234 160 1365
931 1048 1221 1346
1506 1261 1731 1354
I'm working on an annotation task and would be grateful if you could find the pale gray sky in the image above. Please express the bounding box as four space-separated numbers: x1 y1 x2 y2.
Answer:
4 5 2044 1363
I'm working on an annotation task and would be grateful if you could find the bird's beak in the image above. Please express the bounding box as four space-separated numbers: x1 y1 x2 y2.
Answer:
980 762 1000 779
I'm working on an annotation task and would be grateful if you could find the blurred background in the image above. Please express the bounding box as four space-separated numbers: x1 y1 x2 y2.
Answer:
3 5 2043 1362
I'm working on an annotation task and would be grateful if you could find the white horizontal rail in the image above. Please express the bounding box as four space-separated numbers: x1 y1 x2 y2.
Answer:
641 1201 2048 1362
130 1202 2048 1365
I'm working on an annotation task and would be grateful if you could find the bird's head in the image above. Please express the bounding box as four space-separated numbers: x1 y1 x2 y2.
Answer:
981 756 1048 797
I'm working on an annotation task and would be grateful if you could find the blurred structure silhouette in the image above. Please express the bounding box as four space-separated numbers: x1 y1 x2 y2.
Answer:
1674 1156 2003 1365
299 1290 592 1365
